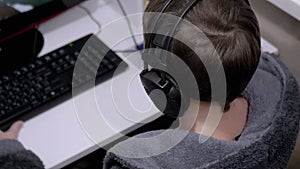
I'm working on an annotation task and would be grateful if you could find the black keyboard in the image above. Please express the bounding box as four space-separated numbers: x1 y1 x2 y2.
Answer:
0 34 127 129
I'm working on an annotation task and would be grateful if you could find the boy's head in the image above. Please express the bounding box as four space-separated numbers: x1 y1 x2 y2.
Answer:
143 0 261 111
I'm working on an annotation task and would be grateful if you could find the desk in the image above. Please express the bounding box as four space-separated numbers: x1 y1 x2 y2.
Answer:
19 1 154 169
17 1 278 168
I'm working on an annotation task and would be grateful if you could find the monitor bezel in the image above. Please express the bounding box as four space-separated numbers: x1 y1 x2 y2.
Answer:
0 0 86 42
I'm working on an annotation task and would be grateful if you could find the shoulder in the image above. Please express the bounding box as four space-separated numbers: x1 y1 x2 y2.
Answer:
243 52 298 104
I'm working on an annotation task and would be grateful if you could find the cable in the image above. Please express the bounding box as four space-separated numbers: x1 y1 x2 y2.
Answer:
115 0 140 50
78 2 142 53
78 4 102 33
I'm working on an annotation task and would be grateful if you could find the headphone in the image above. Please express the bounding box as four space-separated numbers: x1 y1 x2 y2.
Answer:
139 0 251 118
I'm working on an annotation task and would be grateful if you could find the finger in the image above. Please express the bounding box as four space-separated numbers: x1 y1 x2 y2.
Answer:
8 121 24 138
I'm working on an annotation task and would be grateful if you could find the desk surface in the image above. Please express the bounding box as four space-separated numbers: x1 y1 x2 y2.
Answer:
18 1 154 169
17 1 278 168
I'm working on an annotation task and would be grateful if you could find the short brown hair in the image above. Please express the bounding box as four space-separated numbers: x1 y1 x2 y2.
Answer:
144 0 261 110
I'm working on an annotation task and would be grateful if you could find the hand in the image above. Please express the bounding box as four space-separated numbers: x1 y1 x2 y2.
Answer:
0 121 23 140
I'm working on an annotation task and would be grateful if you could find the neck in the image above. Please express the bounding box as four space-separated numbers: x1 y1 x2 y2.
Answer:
180 98 249 141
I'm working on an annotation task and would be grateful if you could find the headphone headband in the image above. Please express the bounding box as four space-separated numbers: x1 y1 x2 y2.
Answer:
160 0 201 51
145 0 251 50
145 0 174 49
145 0 201 50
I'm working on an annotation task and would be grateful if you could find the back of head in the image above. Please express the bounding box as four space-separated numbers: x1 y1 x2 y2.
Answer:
144 0 261 110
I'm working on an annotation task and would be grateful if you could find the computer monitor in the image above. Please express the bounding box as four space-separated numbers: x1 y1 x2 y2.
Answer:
0 0 86 41
0 0 86 74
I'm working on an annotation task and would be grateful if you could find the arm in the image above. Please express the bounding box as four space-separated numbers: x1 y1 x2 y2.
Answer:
0 122 44 169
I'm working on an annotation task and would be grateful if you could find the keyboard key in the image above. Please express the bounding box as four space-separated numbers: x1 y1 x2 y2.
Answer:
14 71 22 76
36 60 44 67
2 75 11 82
52 52 59 59
59 49 66 55
97 66 108 76
44 55 52 62
21 67 29 73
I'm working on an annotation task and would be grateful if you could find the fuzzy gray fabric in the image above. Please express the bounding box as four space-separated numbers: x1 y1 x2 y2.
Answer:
0 140 44 169
103 52 300 169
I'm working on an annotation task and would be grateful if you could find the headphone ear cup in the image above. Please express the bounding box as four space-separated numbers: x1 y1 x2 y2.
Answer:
140 69 190 118
165 85 182 118
148 89 168 114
